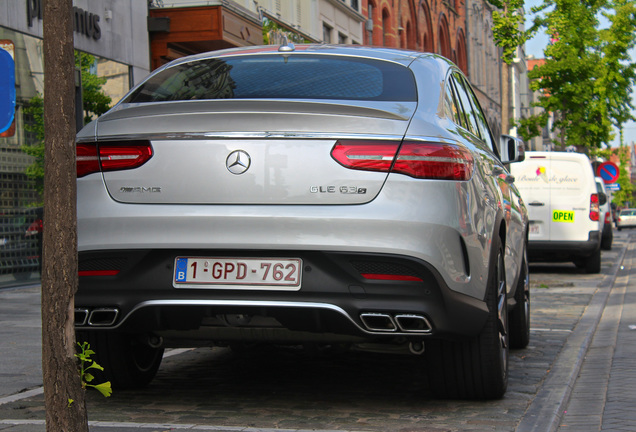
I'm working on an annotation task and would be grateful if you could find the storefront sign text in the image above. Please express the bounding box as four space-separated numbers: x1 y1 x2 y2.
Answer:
27 0 102 40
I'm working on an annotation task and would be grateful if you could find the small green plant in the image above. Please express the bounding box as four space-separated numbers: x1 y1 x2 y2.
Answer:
75 341 113 398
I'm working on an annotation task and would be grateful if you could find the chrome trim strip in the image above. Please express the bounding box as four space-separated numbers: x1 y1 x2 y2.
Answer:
100 299 431 337
94 132 407 142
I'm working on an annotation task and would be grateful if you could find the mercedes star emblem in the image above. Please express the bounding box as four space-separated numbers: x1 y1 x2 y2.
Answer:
226 150 251 175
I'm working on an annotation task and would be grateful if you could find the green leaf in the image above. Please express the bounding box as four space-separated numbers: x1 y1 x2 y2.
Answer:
86 361 104 372
89 382 113 398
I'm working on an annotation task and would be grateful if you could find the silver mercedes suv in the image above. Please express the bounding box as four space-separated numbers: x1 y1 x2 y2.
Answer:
75 44 529 399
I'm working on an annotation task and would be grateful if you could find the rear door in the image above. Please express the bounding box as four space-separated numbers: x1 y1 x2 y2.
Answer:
547 155 598 242
511 154 552 242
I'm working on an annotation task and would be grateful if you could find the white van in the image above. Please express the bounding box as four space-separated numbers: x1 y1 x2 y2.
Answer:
510 151 605 273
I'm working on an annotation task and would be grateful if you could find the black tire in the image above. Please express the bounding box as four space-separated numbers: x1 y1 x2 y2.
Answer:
76 331 164 389
509 248 530 349
601 225 613 250
585 248 601 274
426 239 509 399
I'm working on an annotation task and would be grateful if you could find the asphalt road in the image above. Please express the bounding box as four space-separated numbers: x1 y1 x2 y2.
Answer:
0 231 629 431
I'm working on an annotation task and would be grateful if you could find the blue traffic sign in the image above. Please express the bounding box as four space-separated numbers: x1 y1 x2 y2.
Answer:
0 46 16 134
597 161 620 184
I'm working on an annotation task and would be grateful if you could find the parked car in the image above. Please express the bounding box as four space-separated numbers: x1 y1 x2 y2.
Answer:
617 209 636 230
0 207 42 281
75 44 529 399
595 177 613 250
510 152 605 273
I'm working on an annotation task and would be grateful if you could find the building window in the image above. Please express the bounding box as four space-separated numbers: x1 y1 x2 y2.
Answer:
367 2 375 45
351 0 359 10
382 9 390 46
338 33 347 44
323 23 333 43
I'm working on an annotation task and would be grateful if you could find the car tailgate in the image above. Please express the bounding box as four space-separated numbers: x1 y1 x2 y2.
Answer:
95 100 416 205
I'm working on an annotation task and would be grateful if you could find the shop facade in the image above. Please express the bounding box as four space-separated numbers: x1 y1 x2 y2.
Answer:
0 0 149 286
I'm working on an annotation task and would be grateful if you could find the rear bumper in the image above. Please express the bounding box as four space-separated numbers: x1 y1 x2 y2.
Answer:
527 231 601 262
75 249 489 343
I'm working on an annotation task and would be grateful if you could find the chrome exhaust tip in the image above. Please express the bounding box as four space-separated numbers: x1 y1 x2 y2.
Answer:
395 314 432 333
360 313 397 332
88 308 119 327
74 308 89 326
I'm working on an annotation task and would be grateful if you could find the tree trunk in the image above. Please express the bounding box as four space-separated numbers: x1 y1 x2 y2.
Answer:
42 0 89 430
501 61 510 135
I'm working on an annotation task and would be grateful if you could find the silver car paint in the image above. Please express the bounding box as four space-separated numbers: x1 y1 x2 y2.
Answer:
77 47 526 301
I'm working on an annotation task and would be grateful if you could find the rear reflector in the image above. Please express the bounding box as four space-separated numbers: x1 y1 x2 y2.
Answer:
77 141 153 177
331 140 473 180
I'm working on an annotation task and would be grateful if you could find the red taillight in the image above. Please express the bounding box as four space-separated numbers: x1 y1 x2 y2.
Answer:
76 141 153 177
394 142 474 180
331 141 398 173
331 140 474 180
361 273 423 282
25 219 43 237
605 212 611 223
76 143 100 177
590 194 600 221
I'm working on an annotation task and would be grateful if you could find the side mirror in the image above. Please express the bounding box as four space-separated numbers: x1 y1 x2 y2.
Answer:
499 135 525 164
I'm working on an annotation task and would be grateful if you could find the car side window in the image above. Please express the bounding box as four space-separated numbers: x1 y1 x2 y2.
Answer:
443 80 464 126
459 75 497 154
450 73 481 138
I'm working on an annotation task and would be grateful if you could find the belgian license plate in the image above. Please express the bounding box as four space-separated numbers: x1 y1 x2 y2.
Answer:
173 257 302 290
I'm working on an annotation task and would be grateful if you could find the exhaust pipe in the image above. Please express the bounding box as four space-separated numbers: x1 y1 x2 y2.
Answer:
360 313 397 332
409 341 425 355
75 308 89 326
88 308 119 327
395 314 432 333
146 334 163 348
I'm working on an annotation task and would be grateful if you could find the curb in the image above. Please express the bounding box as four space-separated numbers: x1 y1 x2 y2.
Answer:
516 239 629 432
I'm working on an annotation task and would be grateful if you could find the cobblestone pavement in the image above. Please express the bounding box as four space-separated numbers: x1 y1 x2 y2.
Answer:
558 234 636 432
0 232 629 432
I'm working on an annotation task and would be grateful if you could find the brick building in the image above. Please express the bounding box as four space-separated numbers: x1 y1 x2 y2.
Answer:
361 0 468 75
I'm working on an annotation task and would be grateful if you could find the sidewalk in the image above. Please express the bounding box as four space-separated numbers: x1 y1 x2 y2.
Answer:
558 237 636 432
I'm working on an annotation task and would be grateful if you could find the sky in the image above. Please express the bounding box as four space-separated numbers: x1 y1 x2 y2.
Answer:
523 0 636 147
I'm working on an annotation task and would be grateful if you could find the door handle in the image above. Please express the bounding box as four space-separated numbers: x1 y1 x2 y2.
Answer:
528 201 545 207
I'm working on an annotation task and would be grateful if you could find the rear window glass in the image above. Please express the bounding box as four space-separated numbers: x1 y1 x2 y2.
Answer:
123 54 417 103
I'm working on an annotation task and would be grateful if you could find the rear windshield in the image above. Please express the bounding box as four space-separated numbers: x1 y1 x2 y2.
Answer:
620 209 636 216
123 54 417 103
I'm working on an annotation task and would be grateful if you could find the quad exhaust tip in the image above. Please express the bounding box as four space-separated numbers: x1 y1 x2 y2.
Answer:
395 314 432 333
360 313 397 332
360 312 432 333
75 308 119 327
